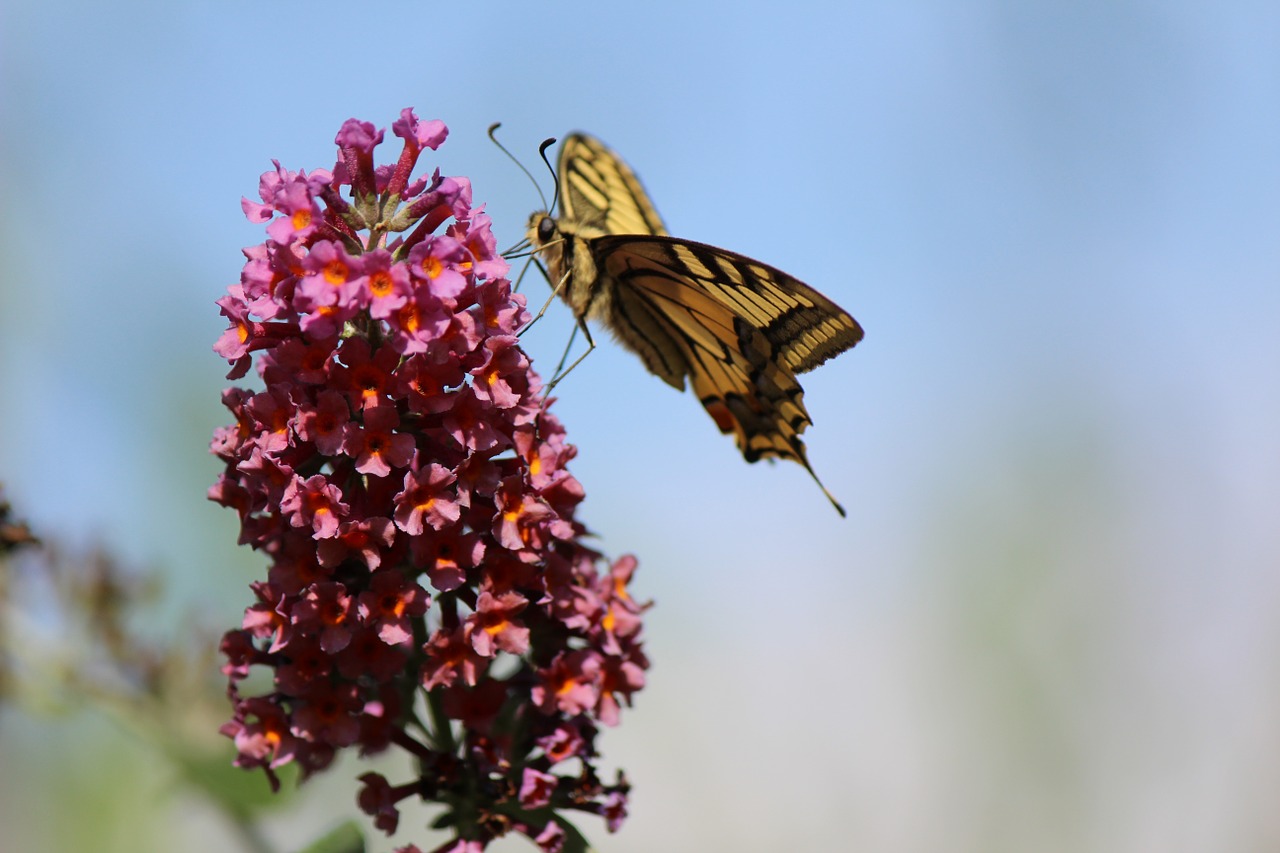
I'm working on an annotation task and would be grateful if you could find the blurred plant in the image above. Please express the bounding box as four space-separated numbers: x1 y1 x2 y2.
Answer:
0 488 39 701
0 488 286 852
209 110 649 853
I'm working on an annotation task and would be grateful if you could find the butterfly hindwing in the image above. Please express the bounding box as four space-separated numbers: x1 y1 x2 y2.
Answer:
596 237 834 478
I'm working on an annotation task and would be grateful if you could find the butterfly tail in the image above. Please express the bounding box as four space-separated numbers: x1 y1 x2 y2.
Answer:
799 453 847 518
695 332 847 517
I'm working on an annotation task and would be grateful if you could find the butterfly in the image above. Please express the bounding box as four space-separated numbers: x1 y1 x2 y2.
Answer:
526 133 863 516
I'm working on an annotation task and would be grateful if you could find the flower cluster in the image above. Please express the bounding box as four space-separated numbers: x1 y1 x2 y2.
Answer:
210 110 648 852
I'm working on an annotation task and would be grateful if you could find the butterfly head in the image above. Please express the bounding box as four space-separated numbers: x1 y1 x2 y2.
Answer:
530 212 558 246
526 212 563 259
526 211 571 286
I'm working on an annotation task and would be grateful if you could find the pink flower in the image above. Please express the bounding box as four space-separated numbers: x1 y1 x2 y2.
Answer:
363 249 412 319
533 650 602 717
357 772 405 834
519 767 558 809
394 462 461 534
343 405 415 477
357 569 429 646
294 390 350 456
466 591 531 657
316 516 396 571
280 474 348 539
408 236 469 302
534 821 566 853
421 627 484 690
291 581 355 654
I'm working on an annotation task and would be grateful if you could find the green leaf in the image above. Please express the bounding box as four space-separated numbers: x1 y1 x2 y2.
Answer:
172 748 299 817
493 806 594 853
293 820 366 853
549 814 594 853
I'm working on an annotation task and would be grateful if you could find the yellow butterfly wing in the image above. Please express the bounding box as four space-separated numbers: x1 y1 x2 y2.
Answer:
557 133 668 237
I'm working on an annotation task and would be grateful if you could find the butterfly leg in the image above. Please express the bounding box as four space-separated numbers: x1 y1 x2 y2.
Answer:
516 262 568 339
540 317 596 402
510 254 536 295
550 324 580 378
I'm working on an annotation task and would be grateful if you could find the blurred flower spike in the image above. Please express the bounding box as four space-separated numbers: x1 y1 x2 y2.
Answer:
210 109 649 852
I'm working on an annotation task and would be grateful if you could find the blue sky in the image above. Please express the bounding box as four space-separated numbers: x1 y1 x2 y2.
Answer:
2 2 1278 850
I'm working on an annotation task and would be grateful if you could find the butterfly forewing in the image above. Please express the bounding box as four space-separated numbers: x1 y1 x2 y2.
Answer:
559 134 668 237
615 237 864 374
528 133 862 516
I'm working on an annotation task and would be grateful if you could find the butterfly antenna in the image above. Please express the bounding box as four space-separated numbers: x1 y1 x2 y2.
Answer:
488 123 549 211
539 137 561 215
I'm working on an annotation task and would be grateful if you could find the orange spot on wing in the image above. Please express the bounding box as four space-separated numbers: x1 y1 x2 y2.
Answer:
704 400 735 434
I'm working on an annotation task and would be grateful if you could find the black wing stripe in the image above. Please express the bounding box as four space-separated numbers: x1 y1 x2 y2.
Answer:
599 235 865 376
704 278 780 325
566 166 611 219
606 279 689 387
643 287 740 355
758 304 863 372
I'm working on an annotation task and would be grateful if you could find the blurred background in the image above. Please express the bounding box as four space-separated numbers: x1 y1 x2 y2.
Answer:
2 1 1277 851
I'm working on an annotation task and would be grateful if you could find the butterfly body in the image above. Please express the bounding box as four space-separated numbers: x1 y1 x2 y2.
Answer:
528 134 863 516
528 214 613 329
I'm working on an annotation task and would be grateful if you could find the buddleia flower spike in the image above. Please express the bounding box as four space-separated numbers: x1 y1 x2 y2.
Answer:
211 109 650 852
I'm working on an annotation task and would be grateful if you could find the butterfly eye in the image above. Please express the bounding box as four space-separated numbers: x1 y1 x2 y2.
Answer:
537 216 556 243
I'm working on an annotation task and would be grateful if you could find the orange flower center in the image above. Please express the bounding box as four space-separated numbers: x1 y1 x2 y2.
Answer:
369 270 393 297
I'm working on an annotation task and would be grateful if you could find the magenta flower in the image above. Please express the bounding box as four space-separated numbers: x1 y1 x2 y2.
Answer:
280 474 348 538
519 767 559 809
356 569 428 645
421 626 484 689
358 772 408 834
534 821 566 853
394 462 462 534
363 249 412 319
533 650 603 717
294 239 364 312
407 235 469 301
466 590 531 657
316 515 396 570
211 109 648 852
294 390 351 456
343 405 415 477
291 581 355 653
